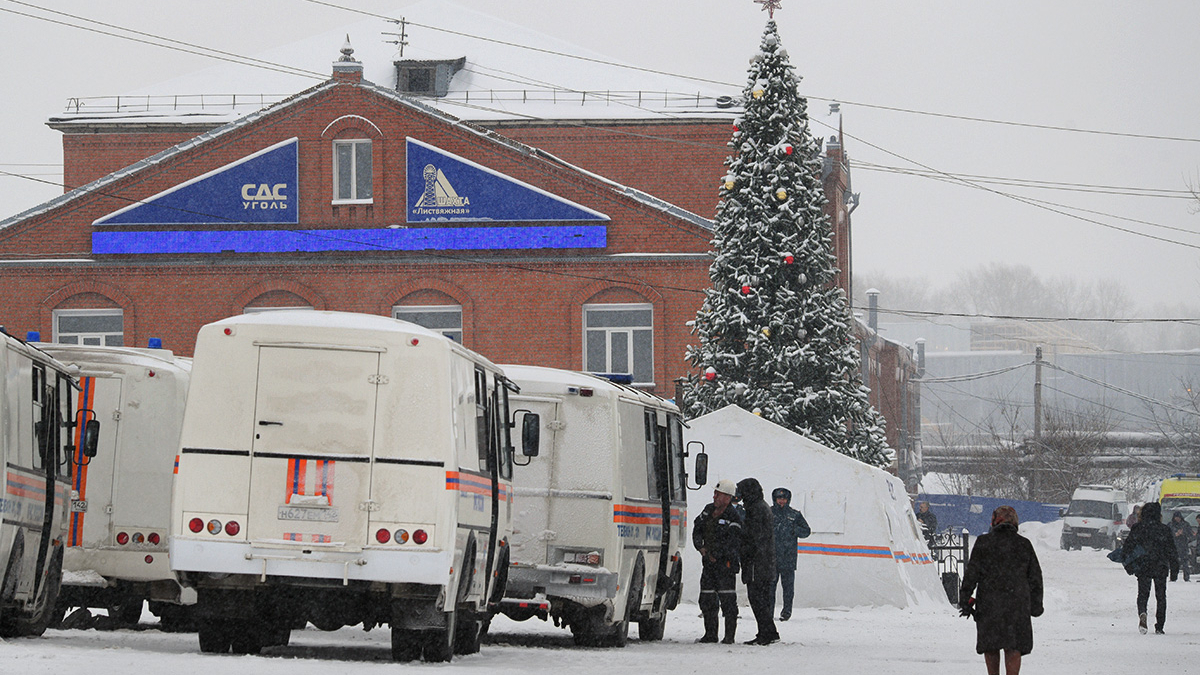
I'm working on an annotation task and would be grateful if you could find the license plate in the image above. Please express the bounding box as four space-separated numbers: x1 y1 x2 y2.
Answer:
1076 532 1091 537
277 506 340 522
71 500 88 513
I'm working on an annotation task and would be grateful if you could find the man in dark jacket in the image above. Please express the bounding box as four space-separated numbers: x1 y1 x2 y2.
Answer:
1122 501 1179 634
1167 511 1193 582
771 487 811 621
736 477 778 645
959 506 1044 675
692 478 743 644
916 501 938 547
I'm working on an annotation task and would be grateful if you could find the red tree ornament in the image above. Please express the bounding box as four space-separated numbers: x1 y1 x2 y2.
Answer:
741 284 751 295
784 253 794 264
784 144 793 155
704 367 717 381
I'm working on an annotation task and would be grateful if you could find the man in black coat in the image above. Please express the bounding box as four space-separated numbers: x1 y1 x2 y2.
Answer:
692 478 743 644
1121 501 1179 634
1167 511 1193 582
959 506 1044 675
736 477 778 645
771 487 811 621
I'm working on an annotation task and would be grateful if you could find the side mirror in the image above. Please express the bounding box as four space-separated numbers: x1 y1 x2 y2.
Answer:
521 412 540 457
83 419 101 458
694 452 708 487
1059 507 1066 518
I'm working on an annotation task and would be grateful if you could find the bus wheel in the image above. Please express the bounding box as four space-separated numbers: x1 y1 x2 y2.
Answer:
229 619 263 655
421 611 456 663
390 627 422 662
604 557 644 648
638 611 667 641
453 610 482 655
107 598 143 626
197 618 232 653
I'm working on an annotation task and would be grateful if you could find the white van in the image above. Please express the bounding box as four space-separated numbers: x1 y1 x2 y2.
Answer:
38 344 192 628
170 312 537 662
0 332 98 636
1060 484 1128 550
498 366 705 646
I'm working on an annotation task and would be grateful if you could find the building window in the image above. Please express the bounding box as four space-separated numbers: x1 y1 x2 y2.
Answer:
393 305 463 343
53 309 123 346
583 303 653 385
333 139 373 202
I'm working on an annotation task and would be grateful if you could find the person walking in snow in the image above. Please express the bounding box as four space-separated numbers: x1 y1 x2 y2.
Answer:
1121 501 1178 634
771 487 811 621
1168 511 1193 582
736 477 778 645
1126 504 1141 528
693 478 743 644
959 505 1043 675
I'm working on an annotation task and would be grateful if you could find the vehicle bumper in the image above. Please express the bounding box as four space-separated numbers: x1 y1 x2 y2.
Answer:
169 537 452 586
505 563 618 605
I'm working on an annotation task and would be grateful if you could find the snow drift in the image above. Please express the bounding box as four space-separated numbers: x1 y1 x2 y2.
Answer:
682 405 947 609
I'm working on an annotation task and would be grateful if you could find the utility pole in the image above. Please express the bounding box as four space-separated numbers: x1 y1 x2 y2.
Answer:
1031 345 1043 500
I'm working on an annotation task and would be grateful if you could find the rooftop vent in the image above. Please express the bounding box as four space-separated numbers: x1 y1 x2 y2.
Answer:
395 57 466 97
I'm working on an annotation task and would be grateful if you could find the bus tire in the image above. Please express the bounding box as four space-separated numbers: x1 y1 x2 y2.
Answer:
421 611 456 663
391 627 422 662
107 597 143 626
604 556 644 648
638 611 667 641
197 618 232 653
453 610 482 655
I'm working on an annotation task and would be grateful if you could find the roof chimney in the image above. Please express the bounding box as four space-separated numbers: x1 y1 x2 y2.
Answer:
332 35 363 83
866 288 880 332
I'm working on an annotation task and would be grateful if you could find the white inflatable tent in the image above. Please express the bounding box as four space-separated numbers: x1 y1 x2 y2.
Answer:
683 406 946 609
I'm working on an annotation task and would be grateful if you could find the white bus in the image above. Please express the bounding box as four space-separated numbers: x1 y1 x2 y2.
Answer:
0 332 98 636
497 365 705 646
170 311 538 662
38 344 193 628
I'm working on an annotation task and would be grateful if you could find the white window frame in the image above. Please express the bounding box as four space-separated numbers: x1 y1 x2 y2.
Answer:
332 139 373 204
242 306 314 314
583 303 654 386
52 308 124 347
393 304 463 343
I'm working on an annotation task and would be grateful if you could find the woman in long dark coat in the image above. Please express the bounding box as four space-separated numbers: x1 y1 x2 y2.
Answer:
959 506 1044 675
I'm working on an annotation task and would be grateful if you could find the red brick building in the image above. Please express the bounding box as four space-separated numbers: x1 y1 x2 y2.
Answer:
1 27 916 469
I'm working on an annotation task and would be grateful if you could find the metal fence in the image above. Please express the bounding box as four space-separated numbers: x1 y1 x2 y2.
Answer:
927 529 971 605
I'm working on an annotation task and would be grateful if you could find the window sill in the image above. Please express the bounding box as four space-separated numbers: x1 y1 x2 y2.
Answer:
331 199 374 206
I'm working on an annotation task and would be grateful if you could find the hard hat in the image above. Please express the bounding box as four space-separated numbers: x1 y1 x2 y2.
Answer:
715 478 737 496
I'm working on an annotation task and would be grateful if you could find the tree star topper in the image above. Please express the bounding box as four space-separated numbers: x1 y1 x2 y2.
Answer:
755 0 782 19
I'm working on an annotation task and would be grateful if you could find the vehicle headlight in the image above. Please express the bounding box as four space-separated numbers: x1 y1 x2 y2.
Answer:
1062 524 1073 533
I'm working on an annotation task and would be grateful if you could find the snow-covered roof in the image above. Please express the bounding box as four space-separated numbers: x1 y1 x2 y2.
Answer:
49 1 740 128
4 74 714 234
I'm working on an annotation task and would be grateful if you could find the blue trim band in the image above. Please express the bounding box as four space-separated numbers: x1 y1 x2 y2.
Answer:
92 225 607 254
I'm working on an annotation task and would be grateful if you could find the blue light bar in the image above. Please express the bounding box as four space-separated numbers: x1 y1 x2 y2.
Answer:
148 337 163 349
26 331 40 342
92 225 607 254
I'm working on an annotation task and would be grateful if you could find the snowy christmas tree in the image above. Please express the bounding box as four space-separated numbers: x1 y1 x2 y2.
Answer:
683 17 891 467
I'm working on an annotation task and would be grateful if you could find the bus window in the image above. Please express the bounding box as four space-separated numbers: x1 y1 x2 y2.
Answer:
668 416 686 501
644 410 662 498
475 368 490 472
32 364 47 470
56 373 73 477
495 379 513 481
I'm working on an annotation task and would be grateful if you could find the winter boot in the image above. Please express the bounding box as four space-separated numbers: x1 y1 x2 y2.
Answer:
697 612 719 643
720 616 737 644
1138 612 1148 634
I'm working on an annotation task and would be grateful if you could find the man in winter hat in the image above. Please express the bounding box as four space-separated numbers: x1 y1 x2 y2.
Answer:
771 487 811 621
692 478 743 643
736 477 778 645
1122 501 1179 634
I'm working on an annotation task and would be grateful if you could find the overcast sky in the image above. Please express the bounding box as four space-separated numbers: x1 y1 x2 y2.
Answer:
2 0 1198 313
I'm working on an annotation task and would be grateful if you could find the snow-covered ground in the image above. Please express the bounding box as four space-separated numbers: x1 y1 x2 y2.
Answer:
2 520 1195 673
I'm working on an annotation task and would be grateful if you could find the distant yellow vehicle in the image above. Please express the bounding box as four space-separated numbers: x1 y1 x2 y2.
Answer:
1159 473 1200 512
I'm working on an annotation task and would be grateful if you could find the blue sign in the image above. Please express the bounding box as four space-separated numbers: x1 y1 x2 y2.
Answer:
94 138 298 226
92 225 607 254
406 138 609 223
917 493 1064 537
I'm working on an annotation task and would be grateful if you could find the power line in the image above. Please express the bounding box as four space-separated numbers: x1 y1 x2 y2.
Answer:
298 0 1200 145
0 1 324 80
917 361 1033 384
864 305 1200 324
